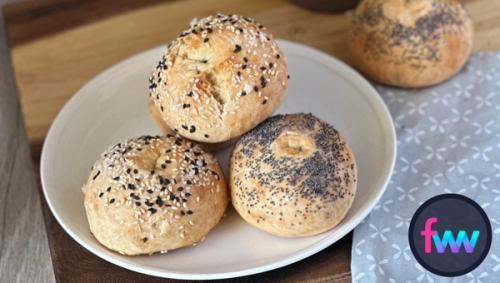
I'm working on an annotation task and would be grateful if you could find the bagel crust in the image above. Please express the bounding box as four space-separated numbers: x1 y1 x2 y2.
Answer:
230 114 357 237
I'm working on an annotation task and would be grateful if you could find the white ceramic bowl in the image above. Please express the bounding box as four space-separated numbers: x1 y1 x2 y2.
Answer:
40 40 396 280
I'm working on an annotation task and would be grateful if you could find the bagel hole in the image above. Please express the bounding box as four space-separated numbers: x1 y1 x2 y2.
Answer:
271 131 316 158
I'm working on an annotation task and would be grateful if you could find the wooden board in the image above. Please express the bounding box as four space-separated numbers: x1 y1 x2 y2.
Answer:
4 0 500 281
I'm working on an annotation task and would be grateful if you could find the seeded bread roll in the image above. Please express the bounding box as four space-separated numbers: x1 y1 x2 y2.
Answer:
148 13 289 143
349 0 473 88
82 135 228 255
230 114 357 237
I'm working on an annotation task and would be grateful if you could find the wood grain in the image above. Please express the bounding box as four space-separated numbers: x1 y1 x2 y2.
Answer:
6 0 500 148
0 5 54 282
4 0 500 281
3 0 171 46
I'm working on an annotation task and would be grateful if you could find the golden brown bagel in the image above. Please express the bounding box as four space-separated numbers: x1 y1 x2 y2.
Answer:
349 0 473 88
149 13 289 143
82 135 228 255
230 114 357 237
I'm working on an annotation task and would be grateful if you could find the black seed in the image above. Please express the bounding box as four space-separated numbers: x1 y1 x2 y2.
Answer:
127 184 136 190
203 38 209 43
190 125 196 133
109 198 115 204
147 189 154 194
182 103 190 109
156 196 164 207
126 168 131 174
143 237 148 242
253 86 259 92
234 44 242 52
260 76 267 87
204 134 210 138
243 57 248 62
182 125 188 130
276 54 281 59
99 192 104 198
135 201 141 206
161 164 166 169
187 91 193 97
92 171 101 180
106 187 111 192
177 187 184 192
187 210 193 215
133 169 138 174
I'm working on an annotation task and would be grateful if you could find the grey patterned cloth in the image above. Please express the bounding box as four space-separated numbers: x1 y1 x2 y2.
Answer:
351 53 500 283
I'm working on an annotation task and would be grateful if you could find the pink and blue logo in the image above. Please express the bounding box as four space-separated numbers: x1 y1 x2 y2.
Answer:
421 217 480 254
409 194 492 277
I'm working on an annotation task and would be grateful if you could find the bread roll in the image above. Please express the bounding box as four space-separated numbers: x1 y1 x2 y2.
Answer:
349 0 473 88
82 135 228 255
149 13 289 143
230 114 357 237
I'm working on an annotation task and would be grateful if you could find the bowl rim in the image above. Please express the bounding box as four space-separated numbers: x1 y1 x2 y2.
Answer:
40 39 397 280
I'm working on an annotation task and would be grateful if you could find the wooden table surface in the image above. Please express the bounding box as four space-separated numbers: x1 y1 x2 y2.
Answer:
3 0 500 281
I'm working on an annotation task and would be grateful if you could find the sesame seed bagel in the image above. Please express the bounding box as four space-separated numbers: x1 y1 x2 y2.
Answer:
82 135 228 255
148 13 288 143
349 0 473 88
230 114 357 237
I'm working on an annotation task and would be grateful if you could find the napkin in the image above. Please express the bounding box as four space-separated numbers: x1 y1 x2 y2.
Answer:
351 53 500 282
